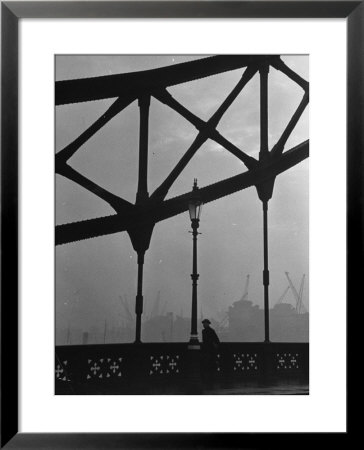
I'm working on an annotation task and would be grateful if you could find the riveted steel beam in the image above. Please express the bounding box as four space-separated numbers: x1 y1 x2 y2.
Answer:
56 55 278 105
56 140 308 245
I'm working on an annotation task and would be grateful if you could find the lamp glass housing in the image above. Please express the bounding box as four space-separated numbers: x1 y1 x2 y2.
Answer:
188 199 203 221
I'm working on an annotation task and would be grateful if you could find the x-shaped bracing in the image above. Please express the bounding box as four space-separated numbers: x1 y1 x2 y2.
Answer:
55 55 309 248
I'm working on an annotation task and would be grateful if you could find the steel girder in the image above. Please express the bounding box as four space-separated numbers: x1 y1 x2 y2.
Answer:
56 140 308 246
55 55 309 248
56 55 280 105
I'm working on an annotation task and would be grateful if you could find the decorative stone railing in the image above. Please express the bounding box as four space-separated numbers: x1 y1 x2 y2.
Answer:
55 342 308 394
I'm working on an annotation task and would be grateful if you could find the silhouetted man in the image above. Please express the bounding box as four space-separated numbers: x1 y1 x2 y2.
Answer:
201 319 220 382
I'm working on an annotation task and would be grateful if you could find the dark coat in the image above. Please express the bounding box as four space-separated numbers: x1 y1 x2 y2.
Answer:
202 327 220 353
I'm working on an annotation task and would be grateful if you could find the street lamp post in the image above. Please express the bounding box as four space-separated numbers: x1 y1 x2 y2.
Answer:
188 179 203 346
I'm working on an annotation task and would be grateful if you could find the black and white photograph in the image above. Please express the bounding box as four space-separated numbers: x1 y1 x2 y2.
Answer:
55 54 309 395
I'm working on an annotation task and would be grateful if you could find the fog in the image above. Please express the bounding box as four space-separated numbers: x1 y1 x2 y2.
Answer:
55 55 309 343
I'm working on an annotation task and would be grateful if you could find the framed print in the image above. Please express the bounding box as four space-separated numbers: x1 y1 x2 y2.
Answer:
1 1 360 447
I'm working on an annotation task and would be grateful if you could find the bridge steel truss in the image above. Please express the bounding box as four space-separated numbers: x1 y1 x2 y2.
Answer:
55 55 309 343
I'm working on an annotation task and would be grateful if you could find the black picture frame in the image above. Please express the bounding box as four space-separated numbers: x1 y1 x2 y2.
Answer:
1 1 359 448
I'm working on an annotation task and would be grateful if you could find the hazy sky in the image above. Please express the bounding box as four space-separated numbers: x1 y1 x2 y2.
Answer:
55 55 309 335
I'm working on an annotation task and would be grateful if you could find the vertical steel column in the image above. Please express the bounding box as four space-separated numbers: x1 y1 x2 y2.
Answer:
259 65 269 160
190 220 200 344
135 250 145 343
136 95 150 204
262 200 270 342
133 95 150 343
259 64 271 343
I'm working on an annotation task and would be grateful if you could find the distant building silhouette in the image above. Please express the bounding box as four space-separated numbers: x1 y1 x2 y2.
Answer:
56 297 308 345
227 299 264 341
224 298 308 342
270 303 308 341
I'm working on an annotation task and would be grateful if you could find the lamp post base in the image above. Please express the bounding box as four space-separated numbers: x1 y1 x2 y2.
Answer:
188 335 200 350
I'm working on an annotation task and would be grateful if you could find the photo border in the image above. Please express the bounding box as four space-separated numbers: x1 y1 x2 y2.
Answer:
1 1 360 447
